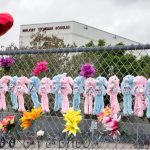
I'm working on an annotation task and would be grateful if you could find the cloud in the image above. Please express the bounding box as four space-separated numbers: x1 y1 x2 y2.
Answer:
0 0 150 47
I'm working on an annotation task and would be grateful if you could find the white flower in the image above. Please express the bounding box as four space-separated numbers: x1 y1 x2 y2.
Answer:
37 130 45 137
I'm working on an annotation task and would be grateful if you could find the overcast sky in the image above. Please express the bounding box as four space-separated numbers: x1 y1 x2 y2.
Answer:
0 0 150 47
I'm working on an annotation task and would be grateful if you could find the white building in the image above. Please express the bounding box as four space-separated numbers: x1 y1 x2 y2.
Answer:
19 21 139 48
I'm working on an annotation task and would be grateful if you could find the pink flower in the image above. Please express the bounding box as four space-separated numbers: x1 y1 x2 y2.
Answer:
103 115 120 130
105 120 118 131
32 61 48 76
1 119 7 126
0 115 15 133
32 68 40 76
102 114 121 139
36 61 48 72
4 116 15 124
5 116 14 120
102 116 112 125
37 61 48 66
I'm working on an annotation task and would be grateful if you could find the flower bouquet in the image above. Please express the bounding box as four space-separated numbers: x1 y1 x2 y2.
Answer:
20 107 43 130
0 116 16 148
32 61 48 76
63 108 82 136
98 107 121 139
0 57 15 71
80 63 96 78
0 116 15 133
20 108 44 148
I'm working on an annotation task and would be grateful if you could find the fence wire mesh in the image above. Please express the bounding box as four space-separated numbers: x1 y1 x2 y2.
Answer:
0 44 150 149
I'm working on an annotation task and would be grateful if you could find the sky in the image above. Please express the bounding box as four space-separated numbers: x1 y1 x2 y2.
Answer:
0 0 150 47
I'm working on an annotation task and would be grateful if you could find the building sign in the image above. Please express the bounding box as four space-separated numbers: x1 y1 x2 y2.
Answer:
38 27 53 32
55 25 70 30
22 25 70 32
22 28 36 32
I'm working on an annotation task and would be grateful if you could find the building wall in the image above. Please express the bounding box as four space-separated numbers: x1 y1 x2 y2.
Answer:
19 21 74 48
71 21 138 46
19 21 139 48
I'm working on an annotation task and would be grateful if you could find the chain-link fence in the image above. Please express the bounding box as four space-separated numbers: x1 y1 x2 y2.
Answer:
0 44 150 149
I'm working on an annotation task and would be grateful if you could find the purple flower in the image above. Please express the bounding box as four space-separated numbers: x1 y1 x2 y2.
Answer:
0 57 15 68
80 63 96 78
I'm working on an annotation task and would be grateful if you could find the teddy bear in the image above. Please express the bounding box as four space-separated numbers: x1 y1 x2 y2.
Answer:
0 76 11 110
133 76 147 117
84 77 96 115
51 73 67 111
59 75 74 113
144 79 150 118
93 76 107 115
73 76 85 111
28 76 41 108
14 76 29 112
121 75 134 115
8 76 18 110
107 75 121 114
38 77 53 112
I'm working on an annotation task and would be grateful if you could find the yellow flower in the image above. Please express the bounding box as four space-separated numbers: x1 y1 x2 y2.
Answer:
31 107 43 119
20 108 43 129
63 122 80 136
21 120 32 129
63 108 82 136
63 108 82 124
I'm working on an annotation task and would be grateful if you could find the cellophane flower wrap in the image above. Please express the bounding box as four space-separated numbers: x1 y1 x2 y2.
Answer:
80 63 96 78
98 106 121 139
20 108 43 130
32 61 48 76
63 108 82 136
0 57 15 70
0 116 15 133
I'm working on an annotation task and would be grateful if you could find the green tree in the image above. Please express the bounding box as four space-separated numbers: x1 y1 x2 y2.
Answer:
97 39 106 47
7 32 74 78
65 39 138 79
136 55 150 78
85 40 95 47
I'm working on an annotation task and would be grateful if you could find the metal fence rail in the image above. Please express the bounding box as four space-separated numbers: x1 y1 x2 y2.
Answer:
0 44 150 149
0 44 150 54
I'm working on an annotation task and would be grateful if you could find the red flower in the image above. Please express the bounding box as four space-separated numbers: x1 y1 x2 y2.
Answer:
1 119 7 126
0 115 15 133
5 116 14 120
4 116 15 124
32 61 48 76
32 68 40 76
111 130 120 139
